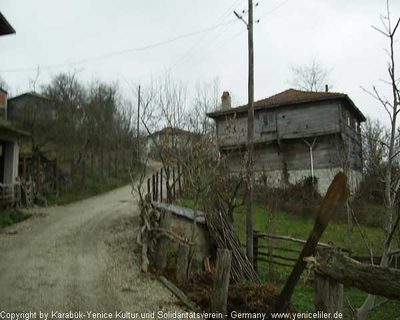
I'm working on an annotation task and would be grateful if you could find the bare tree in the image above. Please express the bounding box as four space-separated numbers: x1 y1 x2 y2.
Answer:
188 78 221 135
0 75 9 92
289 58 331 92
358 2 400 319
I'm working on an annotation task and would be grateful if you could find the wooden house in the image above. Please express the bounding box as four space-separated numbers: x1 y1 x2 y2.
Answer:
145 127 202 156
207 89 366 194
8 92 56 122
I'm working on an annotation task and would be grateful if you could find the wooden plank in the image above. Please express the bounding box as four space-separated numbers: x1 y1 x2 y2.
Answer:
159 276 200 312
257 259 294 268
257 252 298 262
275 172 349 313
154 211 172 270
211 249 232 319
176 244 190 284
257 234 350 253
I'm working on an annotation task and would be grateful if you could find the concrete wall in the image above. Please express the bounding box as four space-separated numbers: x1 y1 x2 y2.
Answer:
251 167 362 195
170 215 213 264
152 202 214 265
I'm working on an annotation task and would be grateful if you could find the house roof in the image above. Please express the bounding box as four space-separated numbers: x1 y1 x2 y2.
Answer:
0 123 30 139
150 127 202 137
207 89 366 122
8 92 52 102
0 12 15 36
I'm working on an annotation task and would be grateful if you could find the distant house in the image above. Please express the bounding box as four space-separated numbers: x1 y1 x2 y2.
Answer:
145 127 202 156
207 89 366 194
8 92 56 122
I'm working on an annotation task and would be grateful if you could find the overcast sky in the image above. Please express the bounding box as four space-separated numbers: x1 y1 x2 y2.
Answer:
1 0 400 125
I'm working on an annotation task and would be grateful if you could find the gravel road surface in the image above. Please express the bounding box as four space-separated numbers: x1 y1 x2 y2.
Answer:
0 175 184 319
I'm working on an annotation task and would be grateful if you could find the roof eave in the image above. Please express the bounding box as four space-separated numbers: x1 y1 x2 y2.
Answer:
207 95 366 122
0 12 15 36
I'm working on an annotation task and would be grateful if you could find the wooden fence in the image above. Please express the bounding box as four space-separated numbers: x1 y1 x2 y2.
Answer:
251 232 348 274
146 166 183 203
252 232 399 274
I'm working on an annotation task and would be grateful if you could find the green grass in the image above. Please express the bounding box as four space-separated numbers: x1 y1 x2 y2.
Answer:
234 204 386 257
179 198 400 319
0 210 31 229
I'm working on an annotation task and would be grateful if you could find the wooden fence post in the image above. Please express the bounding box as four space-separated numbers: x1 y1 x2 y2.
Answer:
178 166 182 195
36 154 41 193
22 156 27 180
152 174 156 201
160 168 163 202
154 210 172 270
54 159 59 197
253 231 259 273
166 167 171 204
275 172 349 313
314 248 344 316
176 243 190 284
211 249 232 319
314 275 343 316
172 167 176 200
156 171 159 201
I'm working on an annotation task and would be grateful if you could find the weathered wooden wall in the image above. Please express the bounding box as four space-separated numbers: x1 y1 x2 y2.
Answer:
216 99 363 187
216 101 342 146
225 136 341 172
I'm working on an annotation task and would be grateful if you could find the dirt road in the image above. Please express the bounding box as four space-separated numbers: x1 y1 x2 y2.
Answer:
0 179 183 318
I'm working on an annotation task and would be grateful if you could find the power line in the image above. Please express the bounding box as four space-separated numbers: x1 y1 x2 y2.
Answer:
173 0 291 70
167 19 237 72
258 0 290 20
191 29 246 67
167 0 245 72
0 19 236 74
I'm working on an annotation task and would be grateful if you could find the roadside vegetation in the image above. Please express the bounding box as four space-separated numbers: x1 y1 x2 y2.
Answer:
180 185 400 320
0 210 31 229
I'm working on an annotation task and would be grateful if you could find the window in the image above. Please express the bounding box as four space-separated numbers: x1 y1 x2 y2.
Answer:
262 113 275 126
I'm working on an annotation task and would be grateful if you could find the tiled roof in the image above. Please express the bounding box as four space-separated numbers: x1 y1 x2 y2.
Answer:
207 89 366 121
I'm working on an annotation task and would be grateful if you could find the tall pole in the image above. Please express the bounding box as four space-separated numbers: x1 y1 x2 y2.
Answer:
137 85 141 162
246 0 255 265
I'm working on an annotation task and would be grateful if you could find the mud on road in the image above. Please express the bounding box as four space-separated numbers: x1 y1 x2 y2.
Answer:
0 182 183 319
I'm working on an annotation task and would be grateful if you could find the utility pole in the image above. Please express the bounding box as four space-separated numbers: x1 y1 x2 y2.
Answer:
235 0 255 264
246 0 255 266
137 85 141 162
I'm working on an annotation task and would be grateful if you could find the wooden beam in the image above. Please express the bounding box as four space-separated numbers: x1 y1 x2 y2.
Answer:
308 249 400 301
275 172 349 313
159 276 200 312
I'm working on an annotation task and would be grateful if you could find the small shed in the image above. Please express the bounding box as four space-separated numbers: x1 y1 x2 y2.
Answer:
152 202 214 265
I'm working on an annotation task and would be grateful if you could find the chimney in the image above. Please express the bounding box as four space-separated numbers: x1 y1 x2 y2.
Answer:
325 84 329 93
221 91 231 110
